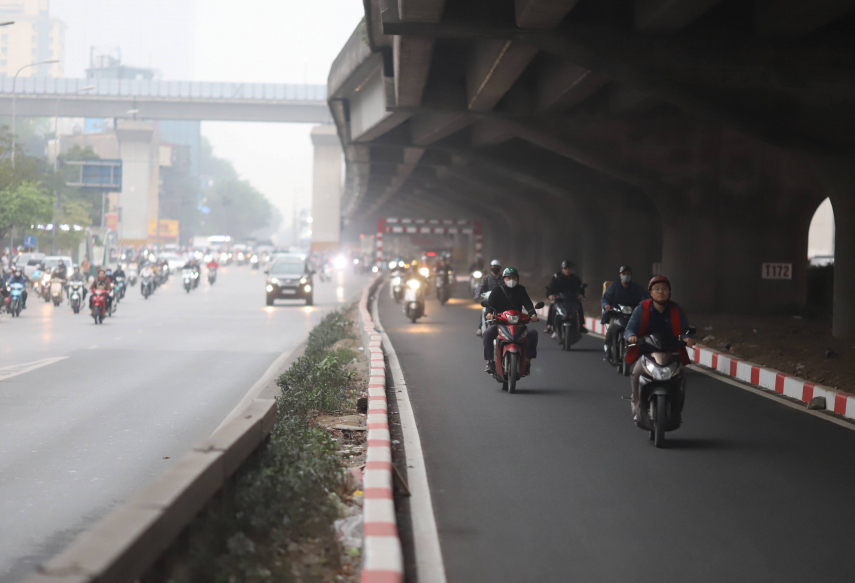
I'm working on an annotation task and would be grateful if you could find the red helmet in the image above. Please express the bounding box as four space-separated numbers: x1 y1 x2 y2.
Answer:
648 275 671 291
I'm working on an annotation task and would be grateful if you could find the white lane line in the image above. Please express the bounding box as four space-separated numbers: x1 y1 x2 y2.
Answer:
587 329 855 431
88 345 99 349
0 357 68 382
373 284 447 583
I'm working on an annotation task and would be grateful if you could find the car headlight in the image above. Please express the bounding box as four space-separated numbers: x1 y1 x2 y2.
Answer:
392 277 402 286
300 277 307 284
266 285 273 292
419 267 429 277
473 270 482 279
304 284 312 292
270 278 279 284
407 279 420 290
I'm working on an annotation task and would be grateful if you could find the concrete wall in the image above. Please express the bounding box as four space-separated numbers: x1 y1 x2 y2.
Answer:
310 125 343 251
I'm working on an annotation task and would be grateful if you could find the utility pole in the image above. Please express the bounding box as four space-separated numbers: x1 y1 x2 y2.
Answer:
11 59 59 168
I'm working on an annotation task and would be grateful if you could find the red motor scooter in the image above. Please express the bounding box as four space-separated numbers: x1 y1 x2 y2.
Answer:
91 289 108 324
483 301 545 393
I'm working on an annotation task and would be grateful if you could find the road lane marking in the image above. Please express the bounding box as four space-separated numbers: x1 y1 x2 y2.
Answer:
0 356 68 382
373 283 447 583
89 345 99 349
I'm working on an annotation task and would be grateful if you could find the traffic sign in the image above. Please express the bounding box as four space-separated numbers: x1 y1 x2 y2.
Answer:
23 236 36 248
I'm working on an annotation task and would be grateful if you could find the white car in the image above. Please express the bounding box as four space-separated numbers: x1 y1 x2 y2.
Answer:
43 256 74 276
15 253 45 279
160 253 187 273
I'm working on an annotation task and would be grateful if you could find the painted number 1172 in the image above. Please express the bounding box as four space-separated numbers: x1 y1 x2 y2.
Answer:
762 263 792 280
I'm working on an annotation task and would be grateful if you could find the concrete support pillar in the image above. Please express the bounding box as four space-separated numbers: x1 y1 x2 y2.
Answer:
310 125 343 252
116 121 157 242
661 209 718 313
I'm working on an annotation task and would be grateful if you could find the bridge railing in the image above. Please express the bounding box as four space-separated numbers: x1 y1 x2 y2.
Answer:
0 77 327 102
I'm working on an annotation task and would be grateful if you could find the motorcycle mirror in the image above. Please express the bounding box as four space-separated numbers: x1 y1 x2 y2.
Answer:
534 301 545 309
686 326 697 335
480 300 489 308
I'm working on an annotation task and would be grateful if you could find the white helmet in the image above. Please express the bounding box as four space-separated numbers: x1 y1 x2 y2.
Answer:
490 259 501 266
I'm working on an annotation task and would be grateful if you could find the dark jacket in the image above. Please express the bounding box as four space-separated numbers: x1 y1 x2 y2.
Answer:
601 281 648 324
546 272 583 298
475 272 502 298
485 284 536 317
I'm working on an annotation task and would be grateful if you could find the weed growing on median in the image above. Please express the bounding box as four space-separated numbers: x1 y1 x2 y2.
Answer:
161 309 360 583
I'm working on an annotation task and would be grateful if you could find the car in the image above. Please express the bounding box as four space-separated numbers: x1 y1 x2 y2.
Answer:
160 252 186 273
15 253 46 279
266 259 313 306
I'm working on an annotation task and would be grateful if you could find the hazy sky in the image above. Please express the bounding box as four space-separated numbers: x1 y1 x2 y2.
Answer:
51 0 364 228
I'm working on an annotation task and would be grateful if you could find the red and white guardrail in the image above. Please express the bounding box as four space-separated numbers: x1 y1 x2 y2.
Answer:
581 315 855 420
359 280 404 583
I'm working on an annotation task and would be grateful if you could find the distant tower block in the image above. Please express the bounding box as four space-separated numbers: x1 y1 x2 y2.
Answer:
310 125 343 252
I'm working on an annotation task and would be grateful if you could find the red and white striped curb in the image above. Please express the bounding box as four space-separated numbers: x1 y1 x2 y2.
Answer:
576 314 855 420
359 281 404 583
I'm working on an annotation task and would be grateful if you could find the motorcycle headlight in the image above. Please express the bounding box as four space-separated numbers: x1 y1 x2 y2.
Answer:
407 279 420 290
473 271 482 279
372 266 379 273
419 267 429 277
389 261 397 269
622 305 634 314
43 274 51 281
250 256 258 263
643 358 676 381
506 314 519 324
392 277 401 286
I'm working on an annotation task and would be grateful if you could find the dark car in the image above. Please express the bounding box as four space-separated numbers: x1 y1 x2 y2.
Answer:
266 259 313 306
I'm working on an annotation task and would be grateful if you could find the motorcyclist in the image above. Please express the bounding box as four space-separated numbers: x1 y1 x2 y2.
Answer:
468 255 485 273
474 259 503 336
625 275 695 418
545 260 587 336
54 260 68 281
140 262 154 279
482 267 539 373
601 266 648 361
206 257 219 271
7 267 28 308
89 269 113 313
111 264 126 282
68 265 87 300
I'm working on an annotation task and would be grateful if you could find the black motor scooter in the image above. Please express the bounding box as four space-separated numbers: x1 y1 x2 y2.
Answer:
552 284 587 351
604 304 638 375
631 328 695 448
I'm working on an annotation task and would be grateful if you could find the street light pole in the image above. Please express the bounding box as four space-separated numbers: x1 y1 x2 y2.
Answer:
51 85 95 254
11 59 60 168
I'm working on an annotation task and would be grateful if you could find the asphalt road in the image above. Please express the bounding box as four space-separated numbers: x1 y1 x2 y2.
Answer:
380 283 855 583
0 265 368 582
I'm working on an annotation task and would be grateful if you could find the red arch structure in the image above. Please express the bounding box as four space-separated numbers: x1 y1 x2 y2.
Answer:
376 218 483 266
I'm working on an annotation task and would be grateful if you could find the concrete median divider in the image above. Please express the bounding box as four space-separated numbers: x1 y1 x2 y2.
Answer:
357 276 404 583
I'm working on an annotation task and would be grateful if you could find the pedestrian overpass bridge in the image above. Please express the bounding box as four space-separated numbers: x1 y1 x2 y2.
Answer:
0 77 330 123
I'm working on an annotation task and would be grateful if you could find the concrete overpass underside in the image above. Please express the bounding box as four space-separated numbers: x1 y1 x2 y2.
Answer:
328 0 855 337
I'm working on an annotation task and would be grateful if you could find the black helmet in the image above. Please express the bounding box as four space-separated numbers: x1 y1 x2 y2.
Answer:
560 260 575 269
619 265 632 273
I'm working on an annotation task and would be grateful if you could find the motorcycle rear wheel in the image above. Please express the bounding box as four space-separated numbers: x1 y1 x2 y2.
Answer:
93 306 101 324
563 324 571 351
653 395 667 448
507 353 519 394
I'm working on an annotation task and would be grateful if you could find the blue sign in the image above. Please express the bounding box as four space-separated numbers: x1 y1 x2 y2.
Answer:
23 236 36 248
65 159 123 190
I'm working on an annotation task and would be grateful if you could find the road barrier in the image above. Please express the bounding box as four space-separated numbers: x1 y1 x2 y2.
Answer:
358 278 405 583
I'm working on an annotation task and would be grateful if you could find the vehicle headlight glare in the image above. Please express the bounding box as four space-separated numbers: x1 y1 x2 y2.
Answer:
392 277 401 286
270 278 279 284
419 267 429 277
266 285 273 292
473 271 482 279
304 284 312 292
407 279 420 290
389 261 397 269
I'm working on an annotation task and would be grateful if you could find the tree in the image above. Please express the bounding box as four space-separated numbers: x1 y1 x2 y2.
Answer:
0 181 53 243
33 197 92 253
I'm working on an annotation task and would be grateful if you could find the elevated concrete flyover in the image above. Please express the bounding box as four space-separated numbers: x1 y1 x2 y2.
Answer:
328 0 855 337
0 77 331 123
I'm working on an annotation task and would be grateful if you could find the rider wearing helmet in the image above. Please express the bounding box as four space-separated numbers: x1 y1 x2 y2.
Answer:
474 259 503 336
69 265 87 300
545 260 587 336
624 275 694 416
7 267 28 308
90 269 113 313
482 267 539 373
601 266 648 360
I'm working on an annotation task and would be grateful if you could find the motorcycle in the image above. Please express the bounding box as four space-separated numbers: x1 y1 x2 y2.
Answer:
390 274 404 303
208 268 217 285
183 269 194 293
483 301 545 394
91 289 109 324
6 282 24 317
193 270 200 288
114 276 126 301
41 272 52 302
31 268 44 298
477 292 491 335
469 270 484 294
50 279 65 306
604 304 638 375
435 271 451 305
69 281 84 314
250 255 260 270
141 275 154 299
630 329 695 448
551 285 587 351
403 278 426 323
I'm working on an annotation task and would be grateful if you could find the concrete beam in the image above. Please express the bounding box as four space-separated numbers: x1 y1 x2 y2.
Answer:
755 0 855 36
399 0 447 23
516 0 581 28
471 122 513 146
395 36 436 108
467 40 539 112
634 0 724 32
410 112 472 145
537 57 609 111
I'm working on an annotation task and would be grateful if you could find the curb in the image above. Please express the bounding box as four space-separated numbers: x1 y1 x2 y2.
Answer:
577 315 855 421
358 278 404 583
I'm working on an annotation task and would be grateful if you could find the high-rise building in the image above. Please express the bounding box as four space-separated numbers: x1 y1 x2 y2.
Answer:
0 0 64 77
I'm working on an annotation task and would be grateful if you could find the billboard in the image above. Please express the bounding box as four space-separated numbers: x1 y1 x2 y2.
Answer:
65 159 123 190
148 219 180 240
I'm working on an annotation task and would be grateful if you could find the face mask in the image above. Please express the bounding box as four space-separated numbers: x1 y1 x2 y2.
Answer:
620 274 631 284
505 279 518 288
491 266 501 274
